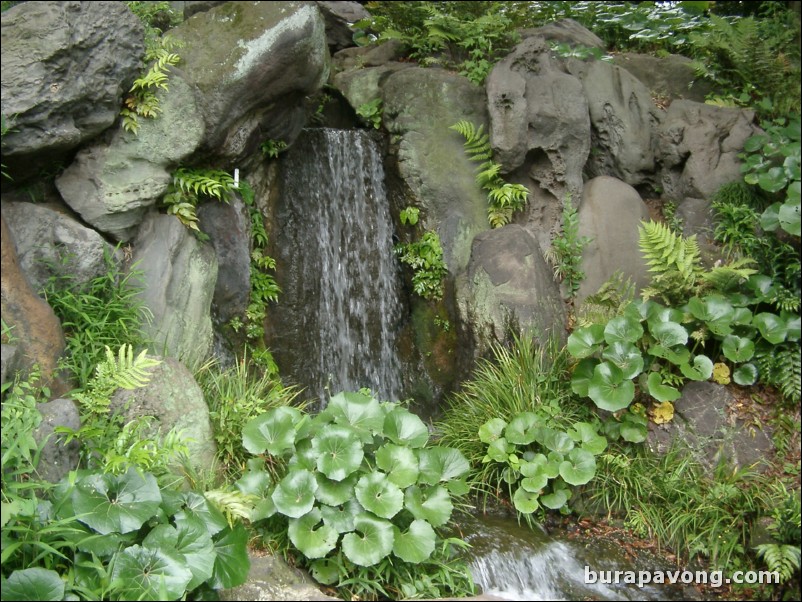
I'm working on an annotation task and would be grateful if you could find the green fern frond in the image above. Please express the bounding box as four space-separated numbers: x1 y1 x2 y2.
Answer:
756 543 801 583
204 489 258 527
700 257 758 292
639 220 703 284
756 344 801 404
96 344 161 391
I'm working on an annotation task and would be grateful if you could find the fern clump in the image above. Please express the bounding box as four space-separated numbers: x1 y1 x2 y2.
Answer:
755 344 801 405
639 220 704 304
162 167 236 232
450 120 529 228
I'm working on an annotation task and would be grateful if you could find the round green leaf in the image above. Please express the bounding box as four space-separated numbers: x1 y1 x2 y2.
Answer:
588 362 635 412
111 544 193 601
687 295 734 324
680 355 713 381
312 425 364 481
733 363 759 386
242 406 301 456
512 486 540 514
602 342 644 380
355 472 404 519
649 321 688 348
485 437 512 462
2 568 64 601
341 513 394 567
646 372 681 402
559 448 596 486
754 313 788 345
146 515 216 592
760 203 781 231
272 469 317 518
320 499 362 533
210 523 251 589
647 343 690 365
327 391 385 439
570 358 598 396
375 443 419 488
404 485 453 527
537 428 575 454
479 417 507 443
505 412 540 445
288 508 339 559
521 472 549 493
310 558 340 585
383 408 430 448
288 437 317 471
417 446 470 485
315 473 358 506
567 324 605 358
722 335 755 363
540 488 571 510
603 315 644 344
783 311 801 341
779 197 801 237
567 422 607 455
72 469 161 535
620 421 647 443
393 519 436 563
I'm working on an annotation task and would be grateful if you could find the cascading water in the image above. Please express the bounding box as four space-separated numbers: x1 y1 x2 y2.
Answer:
270 128 404 405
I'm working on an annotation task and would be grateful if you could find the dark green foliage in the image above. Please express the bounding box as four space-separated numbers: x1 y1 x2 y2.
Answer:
162 167 236 232
395 230 448 301
43 251 151 389
755 344 801 405
545 197 592 299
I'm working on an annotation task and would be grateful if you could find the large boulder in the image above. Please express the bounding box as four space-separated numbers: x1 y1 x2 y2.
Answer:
1 201 118 293
55 72 205 242
381 68 490 274
458 225 566 357
486 36 590 204
1 212 67 392
316 1 370 52
658 100 759 200
567 58 662 187
110 356 217 472
519 18 605 50
169 1 329 162
129 213 218 367
576 176 651 302
613 53 716 104
0 1 144 181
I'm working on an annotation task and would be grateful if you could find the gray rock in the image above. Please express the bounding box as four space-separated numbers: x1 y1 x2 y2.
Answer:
458 225 566 357
613 53 715 103
172 1 225 20
55 72 205 242
332 40 409 74
110 356 217 472
0 1 143 181
520 18 605 49
568 58 662 187
170 1 329 162
1 201 118 293
317 1 370 51
198 195 252 326
219 552 336 601
1 344 20 386
648 381 775 474
486 36 590 207
382 68 490 274
130 213 218 367
676 196 721 265
576 176 651 302
33 398 81 484
658 100 759 200
334 63 413 117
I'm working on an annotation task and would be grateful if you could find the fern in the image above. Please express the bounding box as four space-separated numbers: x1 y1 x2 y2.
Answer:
699 257 758 292
204 489 257 528
575 271 635 328
756 543 801 584
756 344 801 405
450 120 529 228
121 37 182 134
163 167 236 232
639 220 703 303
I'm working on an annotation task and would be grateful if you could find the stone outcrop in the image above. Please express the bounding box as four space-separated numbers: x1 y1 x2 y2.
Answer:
458 225 566 357
0 1 143 181
33 398 82 484
130 213 218 367
613 53 716 104
110 356 217 472
2 201 118 293
576 176 651 302
658 100 759 200
170 1 330 162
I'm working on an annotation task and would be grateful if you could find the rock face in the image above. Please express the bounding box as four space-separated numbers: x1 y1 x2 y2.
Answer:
316 0 369 52
0 1 144 181
381 68 490 274
486 36 590 204
170 1 329 162
648 381 775 474
130 213 218 367
1 212 67 391
33 398 82 484
55 72 205 242
110 356 217 472
459 225 566 357
576 176 651 302
658 100 759 200
1 201 117 293
568 59 662 187
613 53 715 103
219 553 336 601
520 18 605 49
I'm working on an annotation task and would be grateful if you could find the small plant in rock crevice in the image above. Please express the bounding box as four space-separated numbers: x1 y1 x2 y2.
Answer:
545 195 592 301
395 206 448 301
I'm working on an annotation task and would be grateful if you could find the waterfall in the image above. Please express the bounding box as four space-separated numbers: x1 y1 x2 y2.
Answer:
271 128 404 405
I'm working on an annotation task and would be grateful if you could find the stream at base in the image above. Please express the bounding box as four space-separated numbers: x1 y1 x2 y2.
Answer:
457 514 699 601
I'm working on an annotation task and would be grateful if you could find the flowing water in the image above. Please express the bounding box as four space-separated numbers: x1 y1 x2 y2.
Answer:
271 128 404 405
458 515 694 601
